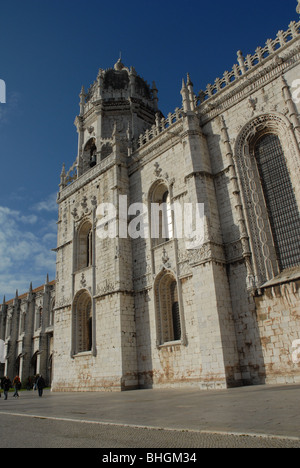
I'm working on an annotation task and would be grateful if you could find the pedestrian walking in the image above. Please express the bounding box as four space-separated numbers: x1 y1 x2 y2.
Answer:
36 375 45 397
2 376 11 400
33 374 38 391
12 375 21 398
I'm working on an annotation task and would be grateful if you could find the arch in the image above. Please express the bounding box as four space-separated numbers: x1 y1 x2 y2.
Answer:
72 289 93 354
35 306 43 330
30 351 38 376
234 113 300 283
14 354 21 377
254 133 300 270
148 179 173 247
154 270 181 345
19 311 26 334
83 138 97 168
76 219 93 270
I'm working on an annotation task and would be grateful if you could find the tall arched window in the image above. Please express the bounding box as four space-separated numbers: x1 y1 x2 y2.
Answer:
50 299 55 327
5 315 11 339
35 307 43 331
77 221 93 270
254 133 300 271
19 312 26 334
154 271 181 345
73 290 92 354
83 138 97 168
150 182 173 247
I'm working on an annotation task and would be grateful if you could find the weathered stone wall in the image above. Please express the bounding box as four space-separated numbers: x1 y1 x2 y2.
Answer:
2 19 300 393
255 276 300 384
0 282 55 385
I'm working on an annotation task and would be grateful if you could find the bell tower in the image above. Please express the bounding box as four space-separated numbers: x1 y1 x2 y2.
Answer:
74 58 160 177
53 60 161 392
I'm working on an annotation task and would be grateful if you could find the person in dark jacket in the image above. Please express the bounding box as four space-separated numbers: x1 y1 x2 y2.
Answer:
2 376 11 400
13 375 21 398
36 375 46 397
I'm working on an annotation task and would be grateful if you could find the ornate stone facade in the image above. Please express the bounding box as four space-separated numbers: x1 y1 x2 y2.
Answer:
1 12 300 391
0 280 55 385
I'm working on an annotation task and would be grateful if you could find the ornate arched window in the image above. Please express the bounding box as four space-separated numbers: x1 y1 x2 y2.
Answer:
77 220 93 270
235 114 300 283
73 290 92 354
154 271 181 345
149 181 173 247
83 138 97 168
254 133 300 271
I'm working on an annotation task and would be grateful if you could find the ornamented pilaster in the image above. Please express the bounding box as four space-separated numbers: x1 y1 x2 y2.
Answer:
218 115 256 292
280 75 300 136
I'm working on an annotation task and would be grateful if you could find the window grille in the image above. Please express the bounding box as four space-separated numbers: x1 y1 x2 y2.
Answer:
73 291 92 354
172 302 181 341
254 134 300 270
155 272 181 345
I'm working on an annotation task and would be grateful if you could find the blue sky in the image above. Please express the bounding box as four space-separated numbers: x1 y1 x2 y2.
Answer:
0 0 298 299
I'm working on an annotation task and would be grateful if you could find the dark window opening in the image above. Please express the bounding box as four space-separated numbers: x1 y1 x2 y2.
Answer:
254 134 300 270
172 301 181 341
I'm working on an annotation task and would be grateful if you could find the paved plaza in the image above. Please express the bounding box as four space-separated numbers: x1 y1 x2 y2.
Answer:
0 383 300 448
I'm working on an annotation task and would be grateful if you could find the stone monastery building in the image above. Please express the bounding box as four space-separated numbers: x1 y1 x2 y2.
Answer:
1 5 300 391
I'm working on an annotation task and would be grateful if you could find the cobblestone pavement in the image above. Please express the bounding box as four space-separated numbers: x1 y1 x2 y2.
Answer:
0 384 300 448
0 413 300 448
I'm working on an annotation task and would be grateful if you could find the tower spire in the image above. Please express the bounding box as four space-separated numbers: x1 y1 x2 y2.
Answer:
181 78 191 112
186 73 195 111
79 86 85 116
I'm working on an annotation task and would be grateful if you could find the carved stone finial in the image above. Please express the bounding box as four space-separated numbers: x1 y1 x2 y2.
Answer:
181 78 191 112
186 73 193 87
297 0 300 14
114 58 125 71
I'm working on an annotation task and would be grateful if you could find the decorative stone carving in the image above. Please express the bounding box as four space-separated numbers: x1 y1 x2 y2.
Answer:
80 273 87 288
